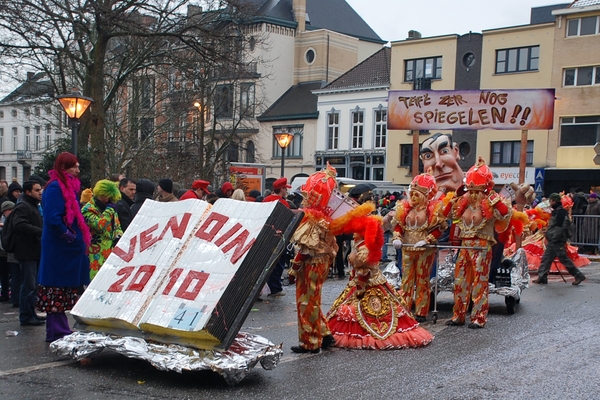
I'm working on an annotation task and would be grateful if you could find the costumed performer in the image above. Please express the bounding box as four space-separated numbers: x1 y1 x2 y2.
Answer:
326 208 433 349
288 164 339 353
391 171 449 322
37 152 91 342
447 156 512 329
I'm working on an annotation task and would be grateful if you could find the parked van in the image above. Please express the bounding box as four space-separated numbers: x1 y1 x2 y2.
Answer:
290 176 406 198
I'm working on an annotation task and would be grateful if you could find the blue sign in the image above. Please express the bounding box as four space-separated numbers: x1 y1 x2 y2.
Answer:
534 168 544 194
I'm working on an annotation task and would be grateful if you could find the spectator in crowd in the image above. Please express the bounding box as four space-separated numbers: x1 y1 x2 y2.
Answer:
180 180 211 201
0 201 12 302
231 189 246 201
585 193 600 254
0 180 9 206
246 189 262 202
262 177 292 298
109 173 125 183
116 178 136 232
82 180 123 280
12 180 43 326
156 178 178 202
206 193 219 204
38 152 91 341
7 181 22 203
216 182 234 199
1 202 18 307
130 179 155 220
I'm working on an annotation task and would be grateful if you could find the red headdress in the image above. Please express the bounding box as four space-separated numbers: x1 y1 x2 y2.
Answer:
409 170 437 200
465 156 494 193
336 214 383 265
301 163 337 211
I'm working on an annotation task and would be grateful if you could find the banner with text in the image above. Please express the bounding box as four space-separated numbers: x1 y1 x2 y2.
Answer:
71 199 300 350
388 89 555 131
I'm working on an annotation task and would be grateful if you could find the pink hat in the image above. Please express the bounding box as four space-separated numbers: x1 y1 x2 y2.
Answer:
273 177 292 191
192 180 211 194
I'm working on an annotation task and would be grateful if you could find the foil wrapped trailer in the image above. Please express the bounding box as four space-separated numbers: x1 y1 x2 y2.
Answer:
384 245 529 324
50 331 282 386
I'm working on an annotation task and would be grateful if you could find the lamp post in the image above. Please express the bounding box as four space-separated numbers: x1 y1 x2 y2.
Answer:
274 130 294 177
56 88 93 157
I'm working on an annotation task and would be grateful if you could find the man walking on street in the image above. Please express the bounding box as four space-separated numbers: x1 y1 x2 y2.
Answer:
116 178 136 231
533 193 586 285
12 180 44 325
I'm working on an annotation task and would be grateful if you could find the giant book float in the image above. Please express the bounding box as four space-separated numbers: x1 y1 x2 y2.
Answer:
71 199 302 351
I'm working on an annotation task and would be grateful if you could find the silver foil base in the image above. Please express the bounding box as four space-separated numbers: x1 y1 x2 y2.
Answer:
50 331 283 386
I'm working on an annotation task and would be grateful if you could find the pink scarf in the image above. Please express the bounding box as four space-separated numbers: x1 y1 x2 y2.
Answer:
48 170 92 247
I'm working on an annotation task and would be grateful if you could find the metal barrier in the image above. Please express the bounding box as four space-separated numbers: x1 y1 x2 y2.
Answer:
571 214 600 247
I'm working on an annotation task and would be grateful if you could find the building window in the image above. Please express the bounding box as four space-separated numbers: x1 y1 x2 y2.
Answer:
133 76 155 110
12 128 17 151
327 111 339 150
490 141 533 166
34 126 41 151
400 144 412 167
140 118 153 143
560 116 600 146
567 16 599 37
227 142 239 162
564 66 600 87
12 167 17 180
0 167 4 181
495 46 539 74
214 84 233 119
246 140 255 163
374 109 387 148
25 127 30 150
45 125 51 148
239 83 255 117
351 110 364 149
404 56 442 82
273 126 303 157
0 128 3 152
305 48 316 64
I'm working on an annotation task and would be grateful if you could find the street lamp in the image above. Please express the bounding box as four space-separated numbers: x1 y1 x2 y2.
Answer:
56 88 93 157
274 130 294 177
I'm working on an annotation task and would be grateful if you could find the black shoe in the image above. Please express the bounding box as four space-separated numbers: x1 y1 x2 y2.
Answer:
36 314 47 321
572 275 586 286
268 291 286 297
255 297 263 302
321 335 336 349
21 318 45 326
532 278 547 284
468 322 484 329
291 346 320 354
445 319 464 326
415 316 427 323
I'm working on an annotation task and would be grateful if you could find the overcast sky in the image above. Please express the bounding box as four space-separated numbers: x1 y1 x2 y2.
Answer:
346 0 564 42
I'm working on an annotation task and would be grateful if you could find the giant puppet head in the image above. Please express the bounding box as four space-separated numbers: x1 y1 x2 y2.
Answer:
465 156 494 194
408 170 437 208
301 163 338 211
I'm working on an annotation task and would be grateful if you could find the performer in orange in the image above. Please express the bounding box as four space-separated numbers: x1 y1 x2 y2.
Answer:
448 157 512 329
326 211 433 349
289 165 338 353
391 171 448 322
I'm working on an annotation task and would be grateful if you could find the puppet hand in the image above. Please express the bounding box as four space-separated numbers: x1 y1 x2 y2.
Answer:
510 182 535 206
393 239 403 250
414 240 427 248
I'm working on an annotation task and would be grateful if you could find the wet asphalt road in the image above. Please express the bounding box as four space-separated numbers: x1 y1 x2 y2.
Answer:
1 261 599 400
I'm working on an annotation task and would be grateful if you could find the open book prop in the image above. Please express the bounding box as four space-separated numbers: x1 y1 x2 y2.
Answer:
71 199 302 351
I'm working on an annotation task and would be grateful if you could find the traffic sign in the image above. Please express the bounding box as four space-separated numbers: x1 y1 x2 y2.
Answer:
594 143 600 165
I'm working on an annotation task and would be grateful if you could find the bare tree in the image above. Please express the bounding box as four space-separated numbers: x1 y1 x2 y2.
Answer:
0 0 261 183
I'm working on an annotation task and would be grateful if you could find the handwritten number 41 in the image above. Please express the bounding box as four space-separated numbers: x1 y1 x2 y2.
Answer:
107 265 209 301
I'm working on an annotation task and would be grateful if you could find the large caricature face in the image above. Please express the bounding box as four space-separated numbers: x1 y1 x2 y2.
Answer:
420 134 463 193
409 189 426 208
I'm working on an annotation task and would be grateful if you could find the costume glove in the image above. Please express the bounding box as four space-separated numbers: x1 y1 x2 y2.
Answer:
392 239 403 250
414 240 427 248
60 229 77 243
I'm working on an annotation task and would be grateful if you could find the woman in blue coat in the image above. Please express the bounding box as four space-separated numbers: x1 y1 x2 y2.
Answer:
38 152 91 342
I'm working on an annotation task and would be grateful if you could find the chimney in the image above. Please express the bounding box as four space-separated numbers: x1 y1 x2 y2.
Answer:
27 72 35 81
407 30 422 40
293 0 306 32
